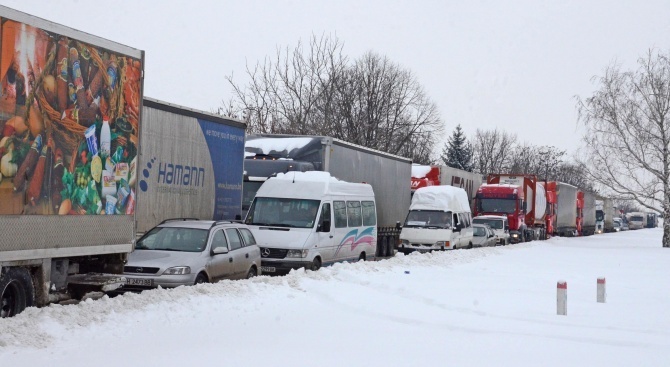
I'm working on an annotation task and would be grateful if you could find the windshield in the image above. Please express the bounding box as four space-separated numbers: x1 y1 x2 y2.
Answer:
404 210 451 229
246 197 320 228
473 226 487 236
242 181 264 213
596 210 604 221
473 218 504 230
630 216 644 222
477 199 516 214
136 227 208 252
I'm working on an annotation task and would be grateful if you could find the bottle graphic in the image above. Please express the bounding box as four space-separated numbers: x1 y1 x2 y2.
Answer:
100 117 111 158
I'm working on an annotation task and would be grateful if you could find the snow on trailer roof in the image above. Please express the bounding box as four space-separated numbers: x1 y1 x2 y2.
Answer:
256 171 374 200
411 164 433 179
245 137 316 157
410 185 471 212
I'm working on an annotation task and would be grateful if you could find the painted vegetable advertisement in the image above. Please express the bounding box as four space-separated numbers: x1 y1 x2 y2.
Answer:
0 18 142 215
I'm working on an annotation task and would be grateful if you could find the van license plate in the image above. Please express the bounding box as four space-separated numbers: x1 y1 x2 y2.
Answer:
126 278 153 286
261 266 276 273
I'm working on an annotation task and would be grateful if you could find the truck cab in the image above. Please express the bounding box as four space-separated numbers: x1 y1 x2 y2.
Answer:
474 184 526 243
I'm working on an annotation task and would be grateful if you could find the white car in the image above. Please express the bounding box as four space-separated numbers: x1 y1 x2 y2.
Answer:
473 215 510 245
472 224 497 247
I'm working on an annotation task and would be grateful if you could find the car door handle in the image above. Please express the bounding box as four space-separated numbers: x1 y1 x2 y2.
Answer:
229 258 233 263
329 235 333 238
245 253 249 258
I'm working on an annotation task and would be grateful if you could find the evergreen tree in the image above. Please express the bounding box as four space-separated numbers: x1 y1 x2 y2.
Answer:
441 124 473 172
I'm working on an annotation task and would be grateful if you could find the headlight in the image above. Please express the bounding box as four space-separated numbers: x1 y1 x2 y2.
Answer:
511 233 519 238
163 266 191 275
286 249 309 258
435 241 450 247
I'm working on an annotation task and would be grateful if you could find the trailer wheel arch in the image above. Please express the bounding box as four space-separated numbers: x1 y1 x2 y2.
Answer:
0 267 36 318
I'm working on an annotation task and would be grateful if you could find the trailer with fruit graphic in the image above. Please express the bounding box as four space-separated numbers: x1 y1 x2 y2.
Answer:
0 5 144 317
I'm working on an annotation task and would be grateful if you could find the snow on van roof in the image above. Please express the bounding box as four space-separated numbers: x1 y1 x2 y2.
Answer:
259 171 373 200
274 171 339 183
410 185 471 212
480 183 520 189
245 137 315 156
411 164 433 178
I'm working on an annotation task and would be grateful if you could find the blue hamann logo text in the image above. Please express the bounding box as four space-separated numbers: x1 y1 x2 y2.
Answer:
139 158 206 192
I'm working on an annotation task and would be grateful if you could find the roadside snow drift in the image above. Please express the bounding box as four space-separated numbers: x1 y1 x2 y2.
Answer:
1 229 669 366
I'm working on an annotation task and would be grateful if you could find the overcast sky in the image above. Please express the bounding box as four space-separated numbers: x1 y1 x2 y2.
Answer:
3 0 669 156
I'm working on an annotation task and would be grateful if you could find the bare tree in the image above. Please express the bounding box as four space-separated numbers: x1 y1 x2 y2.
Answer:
223 35 443 161
471 128 517 175
577 49 670 247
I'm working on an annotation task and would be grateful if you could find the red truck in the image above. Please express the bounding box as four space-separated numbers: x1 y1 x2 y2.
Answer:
474 174 556 243
410 164 483 204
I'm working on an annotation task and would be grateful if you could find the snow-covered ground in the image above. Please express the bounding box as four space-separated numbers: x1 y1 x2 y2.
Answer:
1 229 669 366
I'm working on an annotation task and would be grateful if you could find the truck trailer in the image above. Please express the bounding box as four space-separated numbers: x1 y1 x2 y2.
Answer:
595 197 615 233
581 191 597 236
0 5 145 317
474 174 555 243
555 182 579 236
244 134 412 258
410 164 483 204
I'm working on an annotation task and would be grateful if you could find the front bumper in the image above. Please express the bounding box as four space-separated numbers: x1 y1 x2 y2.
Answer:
120 273 197 291
260 259 311 274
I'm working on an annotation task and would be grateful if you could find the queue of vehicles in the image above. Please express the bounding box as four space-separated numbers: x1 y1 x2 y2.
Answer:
0 5 660 319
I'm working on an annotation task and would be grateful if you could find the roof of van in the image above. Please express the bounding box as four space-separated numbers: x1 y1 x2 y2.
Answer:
410 186 471 212
256 171 374 200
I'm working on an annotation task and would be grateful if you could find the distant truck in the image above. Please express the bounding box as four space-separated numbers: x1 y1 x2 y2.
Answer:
581 191 597 236
244 134 411 258
410 164 483 204
595 198 615 233
646 212 659 228
474 175 555 243
555 182 579 236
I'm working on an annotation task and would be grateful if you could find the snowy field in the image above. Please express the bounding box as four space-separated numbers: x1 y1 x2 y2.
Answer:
1 228 669 366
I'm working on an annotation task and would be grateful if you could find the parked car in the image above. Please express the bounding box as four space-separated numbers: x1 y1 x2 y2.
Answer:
473 215 510 245
122 219 261 291
472 224 497 248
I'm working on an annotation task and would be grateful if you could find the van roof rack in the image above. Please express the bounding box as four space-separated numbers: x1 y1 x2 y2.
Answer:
159 218 200 225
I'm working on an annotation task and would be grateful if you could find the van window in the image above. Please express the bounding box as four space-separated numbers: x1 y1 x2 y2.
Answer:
347 201 362 227
334 201 348 228
319 203 332 230
362 201 376 226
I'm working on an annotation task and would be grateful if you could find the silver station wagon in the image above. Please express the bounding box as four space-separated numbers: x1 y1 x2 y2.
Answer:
122 219 261 291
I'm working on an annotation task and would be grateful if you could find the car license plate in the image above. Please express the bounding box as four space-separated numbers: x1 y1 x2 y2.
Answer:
260 266 276 273
126 278 153 286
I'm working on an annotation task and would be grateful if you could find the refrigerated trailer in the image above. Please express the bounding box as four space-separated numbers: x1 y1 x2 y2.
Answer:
555 182 579 236
244 134 412 258
0 5 145 317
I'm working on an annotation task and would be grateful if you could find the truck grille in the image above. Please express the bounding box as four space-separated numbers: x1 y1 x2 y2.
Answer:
124 266 160 274
260 248 288 259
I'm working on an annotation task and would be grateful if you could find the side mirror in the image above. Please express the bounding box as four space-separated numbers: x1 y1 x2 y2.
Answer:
395 221 402 230
212 246 229 255
318 220 331 232
505 225 509 231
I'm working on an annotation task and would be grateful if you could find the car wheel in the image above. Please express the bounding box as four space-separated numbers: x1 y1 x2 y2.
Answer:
310 257 322 272
359 252 366 262
194 273 208 285
246 267 257 279
0 268 35 318
467 242 473 249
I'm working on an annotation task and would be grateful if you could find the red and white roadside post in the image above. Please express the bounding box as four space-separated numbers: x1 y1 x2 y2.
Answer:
597 277 606 303
557 281 567 315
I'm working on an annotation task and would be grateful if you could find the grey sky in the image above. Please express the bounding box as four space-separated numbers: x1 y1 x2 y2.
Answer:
4 0 669 155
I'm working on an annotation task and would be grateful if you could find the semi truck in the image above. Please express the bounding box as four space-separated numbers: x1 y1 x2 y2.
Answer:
0 5 248 317
646 212 658 228
244 134 412 258
582 191 597 236
595 197 615 233
410 164 483 203
473 174 555 243
555 182 580 236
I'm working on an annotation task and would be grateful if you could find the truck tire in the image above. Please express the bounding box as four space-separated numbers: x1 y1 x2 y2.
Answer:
0 268 35 318
379 237 388 257
387 238 395 257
